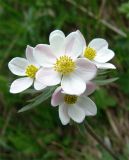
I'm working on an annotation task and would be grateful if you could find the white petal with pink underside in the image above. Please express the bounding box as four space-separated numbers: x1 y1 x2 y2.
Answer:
65 31 83 59
49 30 65 57
94 48 115 63
68 104 85 123
84 82 96 96
26 45 37 65
36 68 61 86
51 86 64 107
8 57 29 76
61 72 86 95
59 103 70 125
76 30 86 48
10 77 33 93
75 58 97 81
77 96 97 116
94 62 116 69
34 44 56 67
89 38 108 51
34 79 47 90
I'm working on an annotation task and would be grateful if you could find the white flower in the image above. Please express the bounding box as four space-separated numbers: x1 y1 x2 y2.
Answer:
77 31 116 69
8 45 47 93
51 82 97 125
34 30 97 95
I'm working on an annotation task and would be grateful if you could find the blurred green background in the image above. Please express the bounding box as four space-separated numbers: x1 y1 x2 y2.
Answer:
0 0 129 159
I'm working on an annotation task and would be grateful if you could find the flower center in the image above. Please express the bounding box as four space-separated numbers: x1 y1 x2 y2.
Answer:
25 65 38 78
84 47 96 60
54 55 75 75
64 95 77 104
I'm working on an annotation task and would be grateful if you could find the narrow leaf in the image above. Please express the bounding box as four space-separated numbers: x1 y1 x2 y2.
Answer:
18 86 56 113
93 77 119 85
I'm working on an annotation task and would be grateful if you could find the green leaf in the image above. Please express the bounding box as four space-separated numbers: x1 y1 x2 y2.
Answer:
94 88 117 109
21 88 42 95
97 70 111 75
18 86 56 113
93 77 118 85
119 2 129 19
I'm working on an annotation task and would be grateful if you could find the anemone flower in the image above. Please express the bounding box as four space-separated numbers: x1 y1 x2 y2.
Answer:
34 30 97 95
77 31 116 69
8 45 47 93
51 82 97 125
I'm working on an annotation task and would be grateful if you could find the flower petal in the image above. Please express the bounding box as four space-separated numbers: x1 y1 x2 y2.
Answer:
26 45 36 64
68 104 85 123
8 57 29 76
49 30 65 57
49 30 65 40
59 103 70 125
10 77 33 93
75 58 97 81
84 82 96 96
34 79 47 90
65 31 83 59
95 62 116 69
77 96 97 116
36 68 61 86
76 30 86 48
89 38 108 51
51 86 64 107
61 73 86 95
34 44 56 67
94 49 115 63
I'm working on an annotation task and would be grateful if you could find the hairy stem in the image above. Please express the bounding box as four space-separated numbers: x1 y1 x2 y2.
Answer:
84 122 120 160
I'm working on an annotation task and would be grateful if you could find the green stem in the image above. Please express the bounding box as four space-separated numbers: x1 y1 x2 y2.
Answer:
84 122 120 160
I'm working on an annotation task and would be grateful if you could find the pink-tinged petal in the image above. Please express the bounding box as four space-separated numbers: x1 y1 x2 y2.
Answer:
94 49 115 63
94 62 116 69
65 31 83 59
68 104 85 123
26 45 38 65
75 58 97 81
8 57 29 76
34 44 56 67
34 79 47 90
10 77 33 93
49 30 65 57
59 103 70 125
36 68 61 86
77 96 97 116
84 82 96 96
51 86 64 107
89 38 108 51
76 30 86 48
61 73 86 95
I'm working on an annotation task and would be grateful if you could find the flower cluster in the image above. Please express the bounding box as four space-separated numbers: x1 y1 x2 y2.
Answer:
8 30 116 125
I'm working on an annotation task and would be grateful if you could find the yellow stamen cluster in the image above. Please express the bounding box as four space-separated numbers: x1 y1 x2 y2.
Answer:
64 95 77 104
25 65 38 78
84 47 96 60
54 55 75 75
